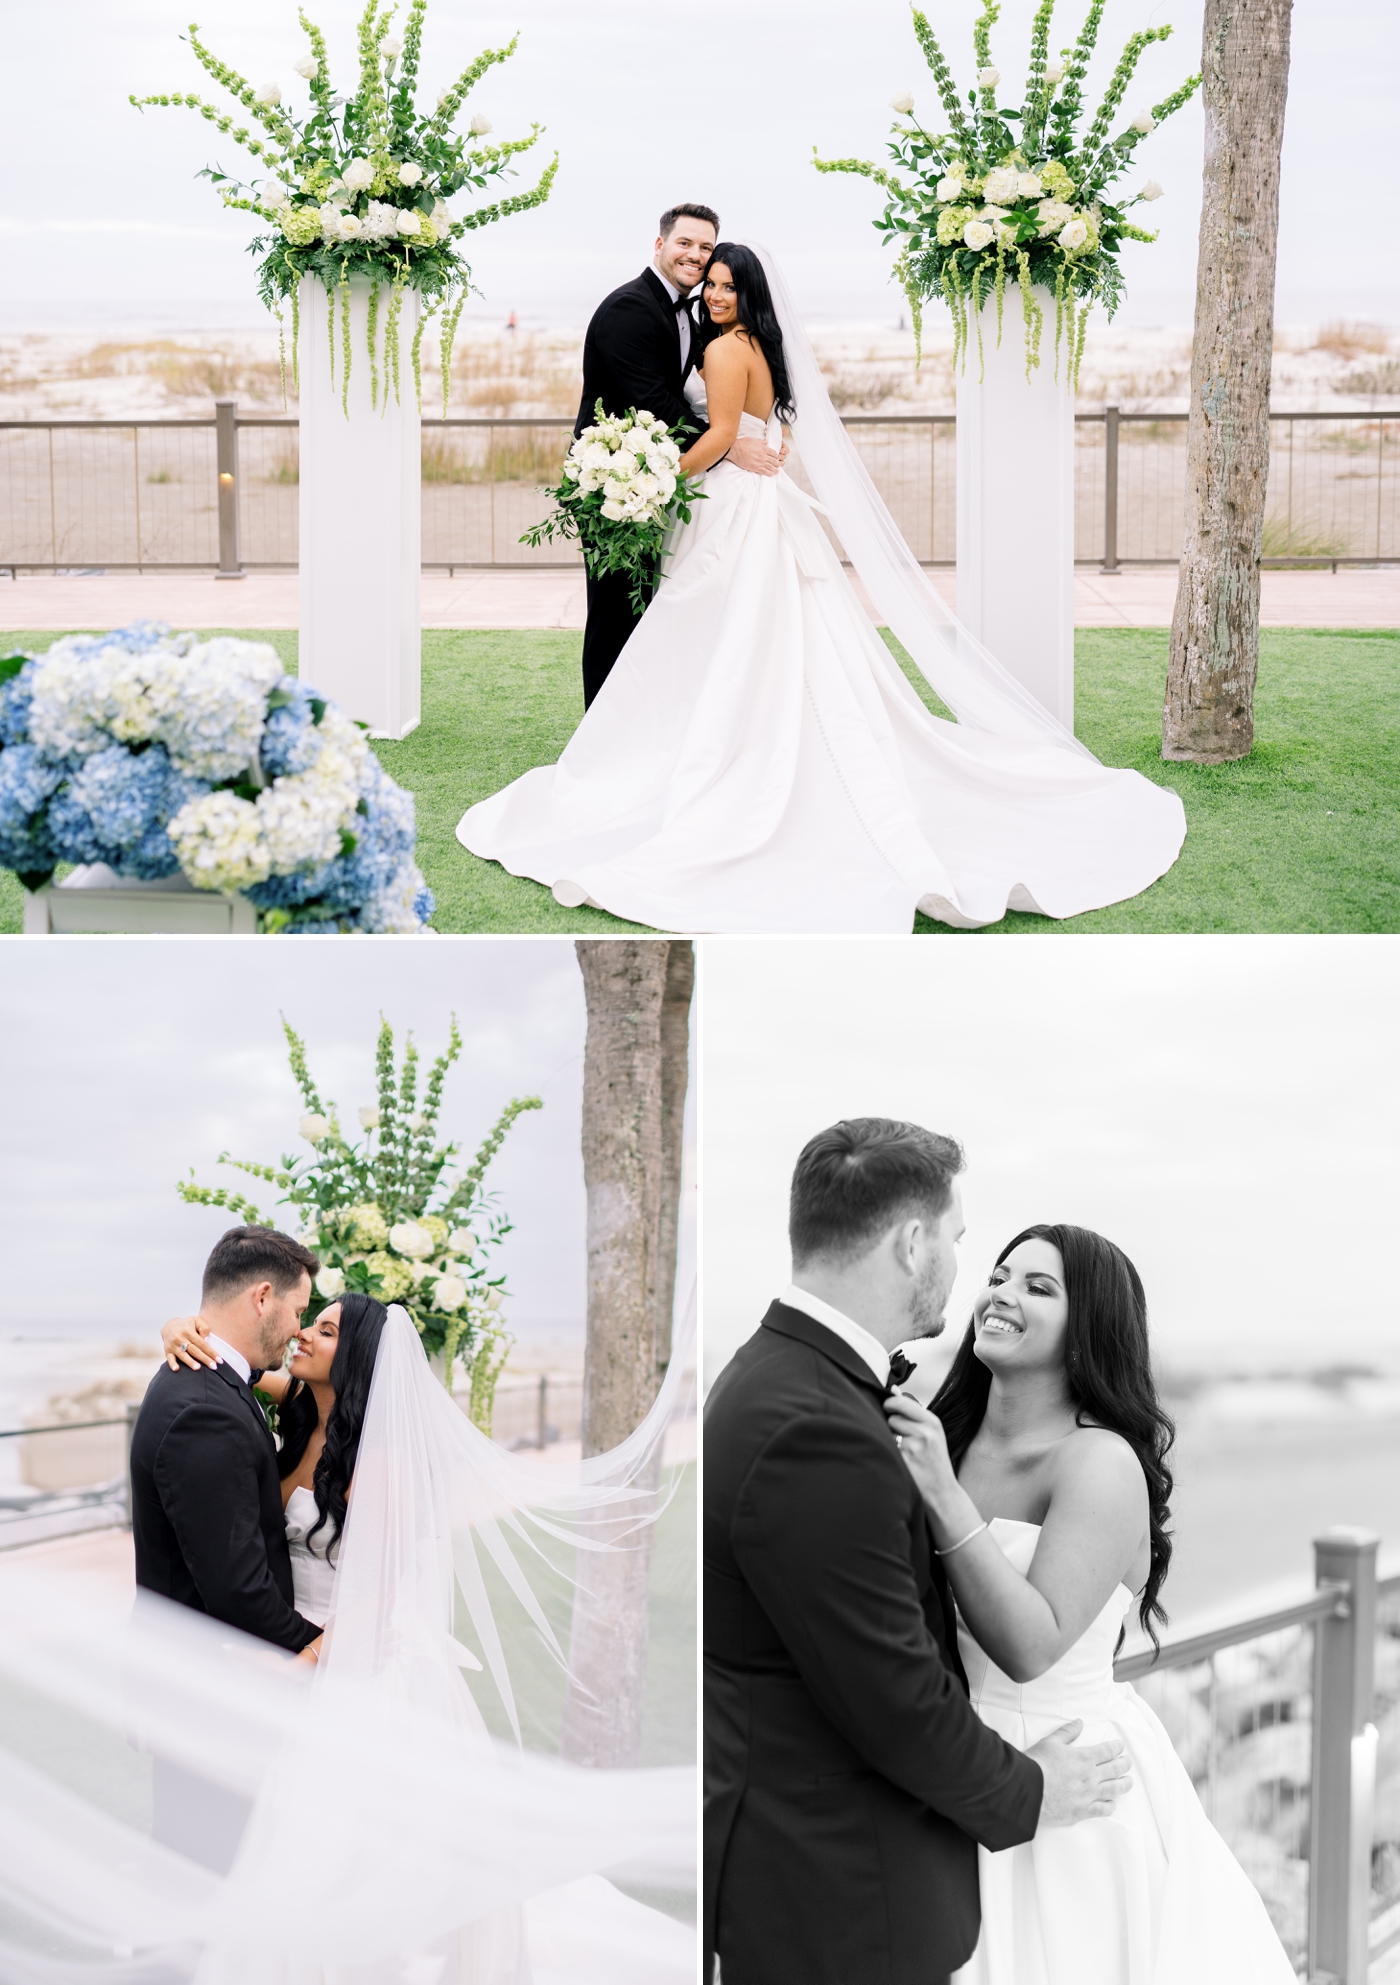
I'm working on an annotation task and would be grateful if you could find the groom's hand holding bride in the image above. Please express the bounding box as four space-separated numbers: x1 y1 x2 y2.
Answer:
885 1387 1135 1829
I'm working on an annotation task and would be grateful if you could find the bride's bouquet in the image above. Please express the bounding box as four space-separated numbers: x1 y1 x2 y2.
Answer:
521 402 706 614
815 1 1200 386
179 1016 540 1430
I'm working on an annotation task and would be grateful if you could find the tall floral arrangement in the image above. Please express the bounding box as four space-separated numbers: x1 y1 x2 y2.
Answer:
0 624 432 932
815 1 1200 386
132 0 557 412
179 1017 542 1432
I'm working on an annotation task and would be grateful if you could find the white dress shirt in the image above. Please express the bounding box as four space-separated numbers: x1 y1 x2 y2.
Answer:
651 264 693 371
780 1284 891 1385
205 1333 251 1384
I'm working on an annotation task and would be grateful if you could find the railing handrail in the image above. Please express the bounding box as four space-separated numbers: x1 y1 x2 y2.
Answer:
0 1415 132 1439
3 408 1397 434
1114 1580 1352 1680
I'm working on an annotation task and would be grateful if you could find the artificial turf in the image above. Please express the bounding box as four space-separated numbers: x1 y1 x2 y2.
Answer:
2 624 1396 935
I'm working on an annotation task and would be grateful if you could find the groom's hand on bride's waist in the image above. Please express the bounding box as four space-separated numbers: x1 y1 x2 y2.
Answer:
727 435 782 478
1028 1720 1133 1829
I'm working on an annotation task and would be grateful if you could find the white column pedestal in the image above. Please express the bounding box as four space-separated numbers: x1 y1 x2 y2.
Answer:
298 277 421 739
956 290 1075 731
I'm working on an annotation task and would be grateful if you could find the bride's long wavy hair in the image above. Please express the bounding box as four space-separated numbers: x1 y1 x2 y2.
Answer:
276 1292 389 1556
931 1224 1175 1651
697 242 797 423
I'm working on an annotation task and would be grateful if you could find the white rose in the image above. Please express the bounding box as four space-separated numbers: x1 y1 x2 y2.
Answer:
1139 179 1164 202
468 113 492 136
485 1288 504 1312
388 1221 435 1259
358 1105 379 1129
433 1275 468 1312
294 55 318 80
315 1267 345 1299
1058 216 1090 251
397 209 422 235
338 212 363 238
935 174 964 202
601 498 626 520
889 92 915 114
1016 172 1043 200
1131 108 1156 135
962 220 995 251
341 156 375 193
254 81 282 106
982 166 1020 205
300 1112 328 1143
977 66 1000 90
1043 59 1066 87
397 160 423 185
447 1227 476 1254
1036 198 1073 235
381 34 403 58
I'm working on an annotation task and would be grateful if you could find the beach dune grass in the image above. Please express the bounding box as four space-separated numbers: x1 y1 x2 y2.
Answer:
0 626 1394 935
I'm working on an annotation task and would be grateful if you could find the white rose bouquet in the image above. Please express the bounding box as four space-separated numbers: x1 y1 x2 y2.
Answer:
178 1015 540 1431
131 0 557 412
521 401 707 615
815 0 1201 387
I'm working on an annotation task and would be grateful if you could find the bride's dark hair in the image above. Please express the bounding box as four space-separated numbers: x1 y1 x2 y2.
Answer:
698 242 796 424
276 1292 389 1555
930 1224 1175 1652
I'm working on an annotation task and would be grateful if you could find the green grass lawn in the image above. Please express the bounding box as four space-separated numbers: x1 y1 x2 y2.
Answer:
2 625 1396 934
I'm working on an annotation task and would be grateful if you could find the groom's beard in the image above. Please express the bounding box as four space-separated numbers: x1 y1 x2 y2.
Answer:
904 1260 952 1341
257 1316 292 1366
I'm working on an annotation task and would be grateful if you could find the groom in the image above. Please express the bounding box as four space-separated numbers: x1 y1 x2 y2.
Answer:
131 1224 324 1869
574 201 781 708
704 1119 1132 1985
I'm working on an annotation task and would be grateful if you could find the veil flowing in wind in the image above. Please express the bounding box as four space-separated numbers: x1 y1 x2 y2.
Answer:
0 1299 697 1984
751 243 1095 761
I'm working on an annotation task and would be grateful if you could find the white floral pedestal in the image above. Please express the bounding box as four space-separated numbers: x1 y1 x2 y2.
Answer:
955 291 1075 731
22 865 257 934
298 277 421 741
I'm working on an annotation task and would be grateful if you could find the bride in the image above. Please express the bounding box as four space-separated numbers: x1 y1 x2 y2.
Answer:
456 243 1186 934
885 1225 1295 1985
0 1295 695 1983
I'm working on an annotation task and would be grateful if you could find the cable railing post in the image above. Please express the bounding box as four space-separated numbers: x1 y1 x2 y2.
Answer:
1100 405 1119 573
1309 1527 1379 1985
537 1372 548 1451
123 1401 140 1527
214 397 243 579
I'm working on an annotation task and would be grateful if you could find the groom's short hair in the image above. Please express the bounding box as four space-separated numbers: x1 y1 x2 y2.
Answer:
789 1119 965 1265
659 202 719 238
201 1225 320 1303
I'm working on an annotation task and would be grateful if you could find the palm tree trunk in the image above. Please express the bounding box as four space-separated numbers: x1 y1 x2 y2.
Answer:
1162 0 1292 763
559 939 693 1768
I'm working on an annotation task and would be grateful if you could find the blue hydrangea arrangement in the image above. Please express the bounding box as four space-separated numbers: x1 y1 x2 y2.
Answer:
0 622 433 934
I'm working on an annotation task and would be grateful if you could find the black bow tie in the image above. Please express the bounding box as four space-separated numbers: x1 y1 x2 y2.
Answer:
884 1349 915 1398
673 294 693 313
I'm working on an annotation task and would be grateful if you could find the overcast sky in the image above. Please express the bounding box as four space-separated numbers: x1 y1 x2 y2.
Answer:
0 938 695 1344
699 935 1400 1388
5 0 1397 330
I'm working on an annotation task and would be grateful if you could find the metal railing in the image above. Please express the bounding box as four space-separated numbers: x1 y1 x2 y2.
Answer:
1115 1529 1400 1982
1 402 1395 577
0 1403 139 1547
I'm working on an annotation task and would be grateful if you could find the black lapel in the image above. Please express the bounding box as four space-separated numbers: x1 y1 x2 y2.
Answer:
760 1300 888 1399
210 1357 274 1441
639 266 685 364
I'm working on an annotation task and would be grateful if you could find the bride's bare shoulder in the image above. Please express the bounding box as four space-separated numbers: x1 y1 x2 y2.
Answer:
1052 1424 1147 1506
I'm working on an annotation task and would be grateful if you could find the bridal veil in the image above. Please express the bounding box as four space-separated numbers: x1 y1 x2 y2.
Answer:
0 1302 696 1982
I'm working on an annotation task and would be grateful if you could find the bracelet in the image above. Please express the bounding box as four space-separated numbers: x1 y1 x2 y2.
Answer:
934 1520 989 1558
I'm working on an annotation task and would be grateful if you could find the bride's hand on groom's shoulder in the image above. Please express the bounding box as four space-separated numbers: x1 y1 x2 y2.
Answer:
160 1314 218 1373
884 1393 957 1499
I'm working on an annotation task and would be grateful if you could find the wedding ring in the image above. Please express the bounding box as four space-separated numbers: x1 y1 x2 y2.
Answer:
178 1341 189 1353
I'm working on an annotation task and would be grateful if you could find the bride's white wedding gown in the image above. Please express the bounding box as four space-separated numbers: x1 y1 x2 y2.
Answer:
953 1520 1296 1985
456 372 1186 934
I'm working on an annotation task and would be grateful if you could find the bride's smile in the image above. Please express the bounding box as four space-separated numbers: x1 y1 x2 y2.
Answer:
971 1240 1069 1370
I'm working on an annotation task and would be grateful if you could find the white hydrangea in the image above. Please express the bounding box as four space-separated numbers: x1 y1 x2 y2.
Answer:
341 156 376 193
362 200 404 240
167 790 271 894
1036 198 1075 237
982 166 1021 205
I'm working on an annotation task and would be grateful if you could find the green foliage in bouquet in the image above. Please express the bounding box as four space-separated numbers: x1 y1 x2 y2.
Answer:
132 0 557 412
815 1 1200 386
178 1014 541 1432
521 401 707 616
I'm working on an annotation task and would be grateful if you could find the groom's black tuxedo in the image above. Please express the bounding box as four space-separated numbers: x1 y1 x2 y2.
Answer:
131 1357 319 1654
704 1302 1044 1985
574 268 709 709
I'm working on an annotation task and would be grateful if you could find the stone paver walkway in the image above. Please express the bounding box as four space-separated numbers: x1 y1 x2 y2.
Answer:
3 566 1396 634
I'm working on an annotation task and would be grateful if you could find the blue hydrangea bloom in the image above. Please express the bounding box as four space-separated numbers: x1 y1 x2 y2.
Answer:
246 755 418 925
46 743 208 878
259 679 324 779
413 881 435 923
0 743 64 875
0 657 37 747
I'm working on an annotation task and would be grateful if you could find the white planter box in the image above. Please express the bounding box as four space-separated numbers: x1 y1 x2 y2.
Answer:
298 276 421 740
22 864 257 934
956 289 1076 731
